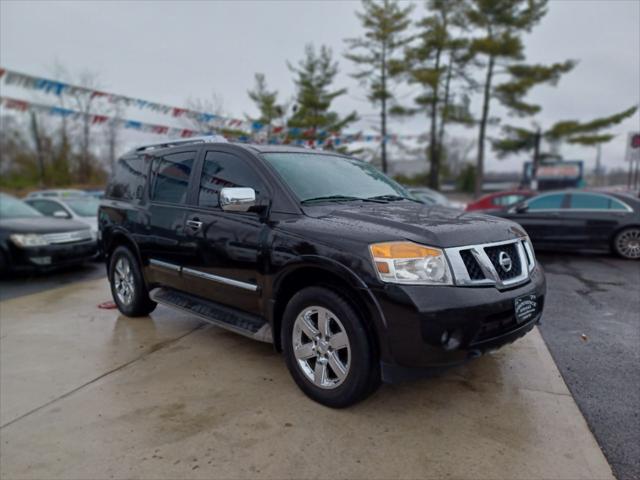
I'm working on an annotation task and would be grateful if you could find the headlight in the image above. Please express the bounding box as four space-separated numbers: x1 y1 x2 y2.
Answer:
10 233 49 247
369 241 453 285
522 237 536 272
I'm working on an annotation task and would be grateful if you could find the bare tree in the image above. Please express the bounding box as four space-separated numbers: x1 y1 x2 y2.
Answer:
184 92 226 134
104 101 123 173
76 71 102 182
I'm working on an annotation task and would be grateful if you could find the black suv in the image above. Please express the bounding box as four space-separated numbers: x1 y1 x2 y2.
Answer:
100 136 546 407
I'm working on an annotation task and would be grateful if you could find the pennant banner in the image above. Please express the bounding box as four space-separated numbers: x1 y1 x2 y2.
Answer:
0 95 413 147
0 66 425 143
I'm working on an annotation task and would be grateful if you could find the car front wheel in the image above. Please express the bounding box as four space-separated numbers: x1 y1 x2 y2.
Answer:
282 286 380 408
613 227 640 260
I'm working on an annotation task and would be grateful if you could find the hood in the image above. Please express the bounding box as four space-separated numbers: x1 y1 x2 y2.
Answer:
304 201 527 248
0 216 91 234
78 216 98 232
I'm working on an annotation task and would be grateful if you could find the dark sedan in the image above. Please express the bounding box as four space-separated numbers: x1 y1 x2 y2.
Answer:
0 193 98 274
491 190 640 259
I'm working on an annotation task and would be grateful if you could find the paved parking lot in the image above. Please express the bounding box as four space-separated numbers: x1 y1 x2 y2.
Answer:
537 253 640 480
0 253 636 479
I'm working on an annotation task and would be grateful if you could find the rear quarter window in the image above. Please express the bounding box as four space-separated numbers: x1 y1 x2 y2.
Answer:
106 154 152 202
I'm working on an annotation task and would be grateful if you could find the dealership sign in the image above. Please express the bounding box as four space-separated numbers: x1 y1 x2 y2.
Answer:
626 132 640 163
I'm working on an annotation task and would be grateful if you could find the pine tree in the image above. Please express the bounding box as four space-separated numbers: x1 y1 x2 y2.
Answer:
395 0 474 189
494 105 639 185
465 0 575 196
247 73 284 139
288 44 357 143
345 0 414 173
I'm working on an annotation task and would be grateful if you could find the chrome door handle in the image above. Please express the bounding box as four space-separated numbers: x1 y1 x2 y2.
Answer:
186 220 203 230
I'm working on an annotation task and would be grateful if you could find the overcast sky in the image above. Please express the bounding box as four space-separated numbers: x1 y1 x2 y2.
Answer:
1 0 639 173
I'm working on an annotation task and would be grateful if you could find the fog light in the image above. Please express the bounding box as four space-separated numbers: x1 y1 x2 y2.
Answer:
30 256 52 265
443 329 462 351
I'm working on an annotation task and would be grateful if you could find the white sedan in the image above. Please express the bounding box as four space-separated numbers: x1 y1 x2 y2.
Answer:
24 196 99 235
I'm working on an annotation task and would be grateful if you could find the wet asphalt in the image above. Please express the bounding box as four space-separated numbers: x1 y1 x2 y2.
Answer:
536 252 640 480
0 254 638 478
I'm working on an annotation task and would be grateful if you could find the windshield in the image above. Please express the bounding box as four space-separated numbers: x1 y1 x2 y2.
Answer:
263 152 410 203
0 194 43 219
64 197 100 217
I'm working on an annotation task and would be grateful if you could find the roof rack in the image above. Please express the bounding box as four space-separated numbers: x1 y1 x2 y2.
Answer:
130 135 228 153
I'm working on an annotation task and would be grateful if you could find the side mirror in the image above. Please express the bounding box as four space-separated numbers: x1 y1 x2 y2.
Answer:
514 204 528 214
220 187 257 212
53 210 70 218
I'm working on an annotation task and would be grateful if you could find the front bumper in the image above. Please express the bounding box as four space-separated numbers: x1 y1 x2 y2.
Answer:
371 265 546 382
6 240 98 272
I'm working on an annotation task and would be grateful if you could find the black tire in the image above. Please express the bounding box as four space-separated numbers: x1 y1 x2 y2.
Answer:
281 286 380 408
108 246 156 316
0 249 8 277
612 227 640 260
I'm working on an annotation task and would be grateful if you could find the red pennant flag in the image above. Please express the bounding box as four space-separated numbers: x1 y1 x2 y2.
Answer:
173 107 187 117
5 98 29 111
180 129 195 137
91 115 108 125
152 125 169 134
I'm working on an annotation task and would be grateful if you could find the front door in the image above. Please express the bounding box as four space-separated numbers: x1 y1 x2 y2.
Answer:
181 149 270 315
508 193 569 247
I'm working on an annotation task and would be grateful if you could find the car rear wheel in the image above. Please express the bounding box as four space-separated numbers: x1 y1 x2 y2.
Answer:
0 250 8 277
109 246 157 316
281 286 380 408
613 228 640 260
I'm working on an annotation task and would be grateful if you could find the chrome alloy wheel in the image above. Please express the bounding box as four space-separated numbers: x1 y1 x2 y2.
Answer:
113 256 135 305
292 306 351 389
616 228 640 259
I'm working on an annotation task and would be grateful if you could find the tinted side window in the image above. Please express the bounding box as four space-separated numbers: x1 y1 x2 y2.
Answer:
29 200 66 216
198 151 264 208
107 154 151 202
150 151 196 204
527 194 565 210
495 194 525 206
569 193 626 210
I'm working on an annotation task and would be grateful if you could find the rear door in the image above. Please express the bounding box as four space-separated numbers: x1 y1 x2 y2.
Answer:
565 193 633 249
180 148 270 314
143 148 199 290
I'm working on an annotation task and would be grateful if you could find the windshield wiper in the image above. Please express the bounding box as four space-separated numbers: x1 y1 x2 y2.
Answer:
301 195 386 204
367 194 421 203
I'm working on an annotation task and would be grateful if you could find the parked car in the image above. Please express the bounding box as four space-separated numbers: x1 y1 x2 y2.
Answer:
0 193 98 274
100 137 546 407
492 190 640 259
25 195 100 235
83 189 105 199
408 187 453 207
466 190 535 212
26 189 89 199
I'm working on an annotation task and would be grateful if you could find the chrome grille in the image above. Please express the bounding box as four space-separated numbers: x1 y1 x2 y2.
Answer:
445 238 533 289
42 230 92 244
484 243 522 281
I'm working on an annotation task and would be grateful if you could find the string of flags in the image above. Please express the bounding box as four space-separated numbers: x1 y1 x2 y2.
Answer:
0 95 408 147
0 66 427 145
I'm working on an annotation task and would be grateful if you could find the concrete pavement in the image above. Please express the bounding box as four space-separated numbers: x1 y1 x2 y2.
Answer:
0 278 614 479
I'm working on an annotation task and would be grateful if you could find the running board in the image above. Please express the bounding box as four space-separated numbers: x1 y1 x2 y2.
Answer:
149 288 272 343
